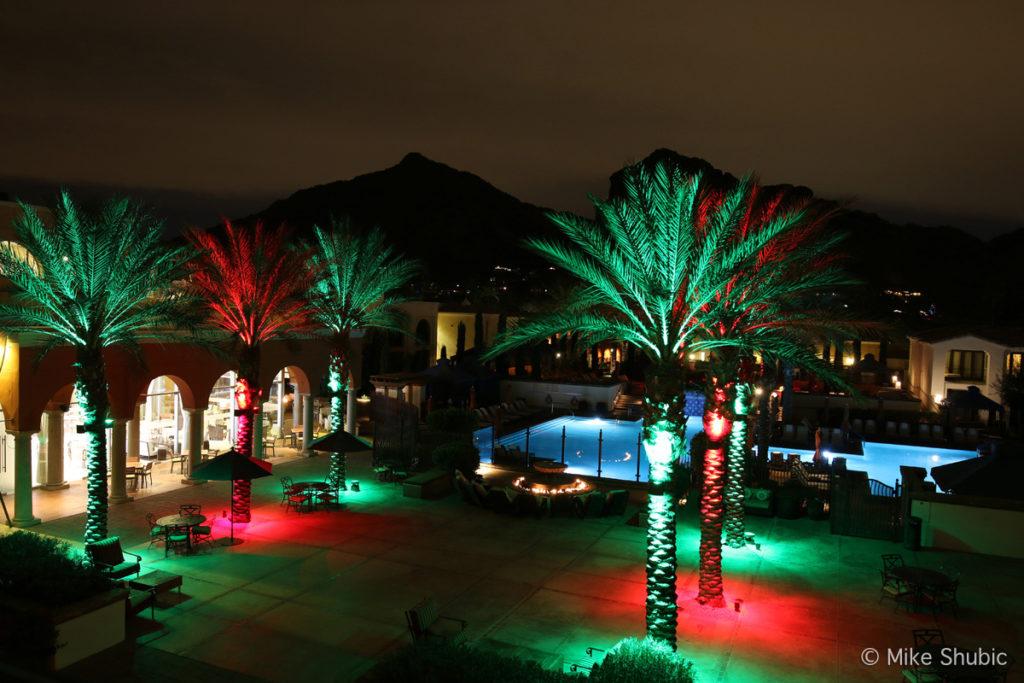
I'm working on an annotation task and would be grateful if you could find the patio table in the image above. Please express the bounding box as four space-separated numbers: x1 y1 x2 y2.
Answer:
891 566 953 611
289 482 332 511
289 426 303 448
156 513 207 553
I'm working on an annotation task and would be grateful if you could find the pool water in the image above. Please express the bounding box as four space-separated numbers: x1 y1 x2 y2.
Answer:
474 416 977 486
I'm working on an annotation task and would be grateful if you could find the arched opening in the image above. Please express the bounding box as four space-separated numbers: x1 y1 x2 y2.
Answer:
137 376 189 459
261 367 314 458
413 319 431 371
205 370 238 451
0 405 42 492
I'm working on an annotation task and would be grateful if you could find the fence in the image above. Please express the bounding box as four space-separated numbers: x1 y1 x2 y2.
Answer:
371 394 418 466
830 472 903 541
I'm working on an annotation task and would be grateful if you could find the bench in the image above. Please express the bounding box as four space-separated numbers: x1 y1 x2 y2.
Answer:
405 597 466 644
402 469 453 499
85 537 141 579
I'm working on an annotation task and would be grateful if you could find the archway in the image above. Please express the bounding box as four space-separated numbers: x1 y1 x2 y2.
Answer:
136 376 191 460
262 366 313 456
205 371 238 452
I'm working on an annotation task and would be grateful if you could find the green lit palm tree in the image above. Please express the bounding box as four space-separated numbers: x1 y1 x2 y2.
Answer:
486 160 804 648
306 220 417 489
0 193 191 544
187 221 312 521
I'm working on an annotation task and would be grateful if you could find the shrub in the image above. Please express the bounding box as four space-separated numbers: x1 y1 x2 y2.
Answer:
363 642 578 682
590 637 696 683
432 441 481 478
0 532 113 607
0 532 116 660
426 408 478 433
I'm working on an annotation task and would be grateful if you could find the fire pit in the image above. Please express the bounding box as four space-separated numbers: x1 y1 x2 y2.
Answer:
512 473 590 497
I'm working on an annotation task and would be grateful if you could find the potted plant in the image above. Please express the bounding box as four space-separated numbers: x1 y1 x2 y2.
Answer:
0 532 127 671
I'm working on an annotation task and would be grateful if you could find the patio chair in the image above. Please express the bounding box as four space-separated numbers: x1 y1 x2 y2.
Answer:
316 478 340 509
924 580 959 618
139 462 154 488
603 489 629 516
85 537 142 579
881 554 905 577
285 490 311 514
454 472 481 506
912 629 945 647
280 476 295 504
191 520 213 547
769 452 786 467
164 526 190 556
145 513 165 548
168 451 187 474
263 434 276 457
484 487 515 514
405 597 467 645
575 491 606 518
179 504 201 516
879 570 913 610
514 491 543 517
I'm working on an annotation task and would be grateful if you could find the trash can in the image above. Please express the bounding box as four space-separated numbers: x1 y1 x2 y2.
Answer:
904 515 922 551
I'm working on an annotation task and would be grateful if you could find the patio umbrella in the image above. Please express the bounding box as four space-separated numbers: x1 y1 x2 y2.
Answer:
191 449 273 543
306 429 371 454
930 445 1024 500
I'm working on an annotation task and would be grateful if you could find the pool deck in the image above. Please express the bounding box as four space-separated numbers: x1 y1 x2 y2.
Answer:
8 451 1022 682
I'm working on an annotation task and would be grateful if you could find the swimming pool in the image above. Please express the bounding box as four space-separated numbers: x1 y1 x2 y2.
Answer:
474 416 977 486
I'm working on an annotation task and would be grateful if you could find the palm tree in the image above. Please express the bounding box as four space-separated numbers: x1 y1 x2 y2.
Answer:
306 221 417 489
0 193 190 544
686 185 855 589
486 160 803 649
186 221 311 522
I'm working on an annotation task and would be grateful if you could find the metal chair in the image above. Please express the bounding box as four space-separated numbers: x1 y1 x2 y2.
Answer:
279 476 295 504
164 526 190 556
145 512 165 548
924 580 959 618
139 462 154 488
179 504 201 516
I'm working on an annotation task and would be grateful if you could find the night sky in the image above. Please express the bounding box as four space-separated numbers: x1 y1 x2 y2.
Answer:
2 2 1021 237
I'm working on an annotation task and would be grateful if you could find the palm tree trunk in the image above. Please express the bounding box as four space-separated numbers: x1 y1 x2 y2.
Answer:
724 383 752 548
327 335 350 490
232 349 261 523
641 363 685 649
697 382 733 606
77 347 109 544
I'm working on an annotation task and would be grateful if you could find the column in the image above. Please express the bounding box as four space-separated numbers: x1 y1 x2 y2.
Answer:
276 374 285 434
183 408 205 484
253 411 265 459
11 431 40 527
109 419 130 504
127 404 140 459
292 390 302 431
345 379 357 434
43 409 68 490
301 393 314 456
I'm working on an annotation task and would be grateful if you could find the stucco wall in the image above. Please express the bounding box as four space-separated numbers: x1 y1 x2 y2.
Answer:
912 495 1024 559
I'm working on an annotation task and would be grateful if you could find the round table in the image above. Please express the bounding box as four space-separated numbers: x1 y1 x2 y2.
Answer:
891 566 952 610
288 482 333 511
156 514 207 553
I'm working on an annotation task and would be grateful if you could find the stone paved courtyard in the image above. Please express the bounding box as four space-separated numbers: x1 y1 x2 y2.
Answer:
16 451 1024 682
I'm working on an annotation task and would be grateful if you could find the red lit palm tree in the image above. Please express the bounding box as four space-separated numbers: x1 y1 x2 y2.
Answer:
688 184 856 605
187 221 312 522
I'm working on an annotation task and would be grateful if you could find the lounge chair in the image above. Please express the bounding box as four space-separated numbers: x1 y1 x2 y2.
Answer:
953 427 965 444
829 429 843 448
405 597 467 645
865 419 877 435
484 488 516 514
575 491 606 518
898 422 911 437
851 418 863 434
885 421 897 436
931 425 944 441
795 425 808 443
769 452 786 468
783 424 795 440
604 490 629 516
514 492 544 517
966 427 979 443
85 537 142 579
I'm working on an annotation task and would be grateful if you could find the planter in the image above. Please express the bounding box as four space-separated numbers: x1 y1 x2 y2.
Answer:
1 588 128 671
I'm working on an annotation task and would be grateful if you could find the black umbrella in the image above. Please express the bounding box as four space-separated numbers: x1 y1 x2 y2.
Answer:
930 447 1024 500
306 430 371 454
192 449 273 543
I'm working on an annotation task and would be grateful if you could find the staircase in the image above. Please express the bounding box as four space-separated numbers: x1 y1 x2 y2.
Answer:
612 390 643 419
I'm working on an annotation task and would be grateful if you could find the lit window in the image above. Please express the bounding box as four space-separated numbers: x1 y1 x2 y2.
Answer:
1006 352 1024 375
946 350 987 382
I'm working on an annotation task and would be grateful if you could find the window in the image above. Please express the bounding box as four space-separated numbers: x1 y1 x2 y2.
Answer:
1007 352 1024 375
945 350 987 382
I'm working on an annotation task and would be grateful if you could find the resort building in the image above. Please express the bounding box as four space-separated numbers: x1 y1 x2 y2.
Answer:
907 327 1024 410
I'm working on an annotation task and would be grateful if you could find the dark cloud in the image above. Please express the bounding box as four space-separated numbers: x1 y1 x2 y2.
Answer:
1 1 1021 237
